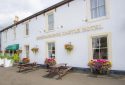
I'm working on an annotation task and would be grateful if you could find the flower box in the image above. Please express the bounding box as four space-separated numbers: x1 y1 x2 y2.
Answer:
44 58 56 66
88 59 112 74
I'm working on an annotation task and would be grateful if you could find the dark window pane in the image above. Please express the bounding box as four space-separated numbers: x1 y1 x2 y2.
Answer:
52 46 55 50
100 37 107 47
48 43 51 50
92 37 99 48
93 49 99 59
100 48 108 59
48 51 52 58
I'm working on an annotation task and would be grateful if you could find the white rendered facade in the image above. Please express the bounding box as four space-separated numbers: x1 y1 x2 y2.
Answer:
1 0 125 71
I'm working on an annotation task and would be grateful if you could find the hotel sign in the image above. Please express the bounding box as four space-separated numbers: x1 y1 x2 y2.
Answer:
37 25 102 40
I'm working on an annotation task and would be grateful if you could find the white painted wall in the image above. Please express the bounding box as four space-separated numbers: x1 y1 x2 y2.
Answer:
1 0 125 71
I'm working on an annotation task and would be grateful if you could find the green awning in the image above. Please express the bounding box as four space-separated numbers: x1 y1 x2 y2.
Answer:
6 44 19 51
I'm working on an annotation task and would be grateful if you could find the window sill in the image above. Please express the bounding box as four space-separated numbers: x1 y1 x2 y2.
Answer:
24 35 29 38
86 16 109 23
44 29 55 33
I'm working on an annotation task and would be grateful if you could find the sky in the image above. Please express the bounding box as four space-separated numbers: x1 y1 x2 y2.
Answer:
0 0 62 29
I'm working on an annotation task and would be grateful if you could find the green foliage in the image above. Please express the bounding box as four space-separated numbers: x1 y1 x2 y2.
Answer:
4 53 13 60
4 53 9 58
0 53 4 59
13 53 20 62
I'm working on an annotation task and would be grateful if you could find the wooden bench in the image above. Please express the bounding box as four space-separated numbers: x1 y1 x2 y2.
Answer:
47 63 72 79
58 66 72 79
18 63 39 72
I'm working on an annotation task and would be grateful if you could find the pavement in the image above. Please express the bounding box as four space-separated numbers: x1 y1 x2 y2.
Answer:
0 67 125 85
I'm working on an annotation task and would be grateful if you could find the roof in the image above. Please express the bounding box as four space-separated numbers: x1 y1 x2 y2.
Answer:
0 0 73 32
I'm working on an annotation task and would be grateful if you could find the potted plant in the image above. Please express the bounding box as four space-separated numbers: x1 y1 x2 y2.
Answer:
64 42 74 53
31 48 39 54
88 59 112 75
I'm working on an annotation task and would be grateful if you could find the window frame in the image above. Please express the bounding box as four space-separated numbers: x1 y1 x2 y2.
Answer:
25 45 29 58
88 32 112 61
92 36 108 59
4 30 7 42
48 13 54 31
25 23 29 36
13 27 16 40
46 41 56 58
90 0 106 19
45 10 55 32
86 0 110 22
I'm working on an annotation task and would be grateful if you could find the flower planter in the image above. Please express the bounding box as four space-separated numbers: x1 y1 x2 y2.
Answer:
44 58 56 66
88 59 112 75
4 58 13 67
0 59 4 65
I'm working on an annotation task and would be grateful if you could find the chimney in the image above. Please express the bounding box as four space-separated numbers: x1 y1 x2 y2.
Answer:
14 16 19 24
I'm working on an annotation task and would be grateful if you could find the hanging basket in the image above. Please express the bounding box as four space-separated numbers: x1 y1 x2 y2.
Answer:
64 43 74 53
31 48 39 54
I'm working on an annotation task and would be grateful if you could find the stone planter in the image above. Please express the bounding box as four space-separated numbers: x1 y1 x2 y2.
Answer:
0 59 4 66
4 58 13 67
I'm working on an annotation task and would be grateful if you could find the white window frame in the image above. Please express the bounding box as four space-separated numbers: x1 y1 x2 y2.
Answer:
88 32 112 61
92 36 108 59
4 30 7 42
13 27 16 40
86 0 110 22
46 41 56 58
45 10 55 32
90 0 106 19
25 45 29 58
25 23 29 36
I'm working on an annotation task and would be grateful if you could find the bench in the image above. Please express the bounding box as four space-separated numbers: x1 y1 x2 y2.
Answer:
18 63 40 72
58 66 72 79
47 63 72 79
